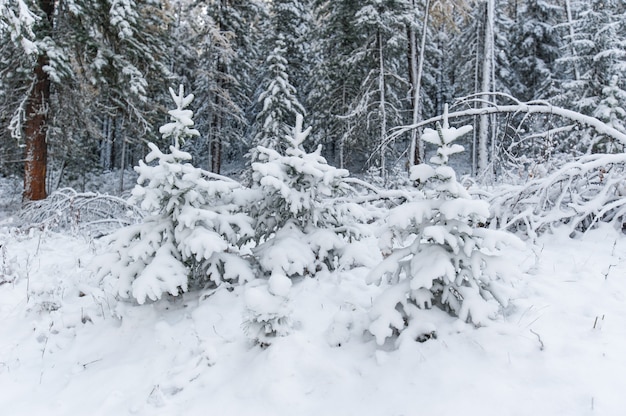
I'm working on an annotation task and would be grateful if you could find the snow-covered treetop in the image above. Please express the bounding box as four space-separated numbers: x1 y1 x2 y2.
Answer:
285 113 312 150
420 106 472 166
159 85 200 149
251 113 350 236
410 106 474 199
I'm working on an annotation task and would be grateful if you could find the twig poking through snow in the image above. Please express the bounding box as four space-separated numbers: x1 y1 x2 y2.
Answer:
530 329 545 351
593 315 605 330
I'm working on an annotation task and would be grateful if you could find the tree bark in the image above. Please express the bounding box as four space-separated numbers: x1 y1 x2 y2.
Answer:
210 131 222 173
408 0 430 166
377 29 387 178
23 52 51 201
210 88 222 173
564 0 580 81
23 0 54 201
477 0 494 175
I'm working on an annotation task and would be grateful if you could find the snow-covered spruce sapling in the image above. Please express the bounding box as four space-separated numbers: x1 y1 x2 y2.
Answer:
250 113 354 272
95 86 254 304
244 114 356 344
368 114 523 347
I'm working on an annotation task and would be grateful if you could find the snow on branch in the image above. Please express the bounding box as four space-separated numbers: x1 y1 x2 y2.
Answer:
18 188 143 236
159 85 200 149
489 153 626 238
388 99 626 147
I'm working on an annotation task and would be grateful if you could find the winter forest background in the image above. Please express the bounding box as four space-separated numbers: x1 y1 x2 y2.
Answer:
4 0 626 195
3 0 626 415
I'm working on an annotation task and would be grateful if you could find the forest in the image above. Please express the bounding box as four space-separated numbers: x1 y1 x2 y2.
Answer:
2 0 626 199
2 1 626 415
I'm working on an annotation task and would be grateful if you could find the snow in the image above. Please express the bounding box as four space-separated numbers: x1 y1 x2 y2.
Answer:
2 222 626 415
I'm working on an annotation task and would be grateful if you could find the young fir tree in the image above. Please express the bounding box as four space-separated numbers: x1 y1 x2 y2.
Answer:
368 110 523 347
244 114 355 344
95 86 254 304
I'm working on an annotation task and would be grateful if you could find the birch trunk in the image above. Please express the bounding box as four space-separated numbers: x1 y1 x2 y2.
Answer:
477 0 494 175
408 0 430 166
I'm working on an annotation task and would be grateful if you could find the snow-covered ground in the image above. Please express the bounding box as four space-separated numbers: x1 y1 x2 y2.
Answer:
1 220 625 415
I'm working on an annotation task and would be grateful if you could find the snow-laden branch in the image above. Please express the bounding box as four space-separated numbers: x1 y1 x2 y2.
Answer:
488 153 626 238
19 188 144 236
389 103 626 147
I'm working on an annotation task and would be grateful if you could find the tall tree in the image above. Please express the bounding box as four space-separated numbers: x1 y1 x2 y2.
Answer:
407 0 430 166
201 0 266 174
554 0 626 153
1 0 57 200
477 0 494 176
308 0 364 168
510 0 563 101
268 0 313 104
0 0 172 199
348 0 411 175
406 0 470 165
249 38 305 162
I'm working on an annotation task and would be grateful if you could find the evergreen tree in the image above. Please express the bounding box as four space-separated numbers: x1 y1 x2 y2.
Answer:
0 0 58 200
346 0 412 175
510 0 563 101
172 0 245 171
248 38 305 162
0 0 172 199
200 0 268 173
308 0 364 168
368 113 522 346
96 86 254 304
268 0 313 104
250 114 350 244
554 0 626 153
244 114 356 344
449 0 518 176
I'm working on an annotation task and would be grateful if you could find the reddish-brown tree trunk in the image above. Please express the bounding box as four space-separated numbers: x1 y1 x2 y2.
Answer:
23 0 54 201
23 53 51 201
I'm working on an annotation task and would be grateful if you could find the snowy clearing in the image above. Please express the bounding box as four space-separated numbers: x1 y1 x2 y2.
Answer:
1 223 625 415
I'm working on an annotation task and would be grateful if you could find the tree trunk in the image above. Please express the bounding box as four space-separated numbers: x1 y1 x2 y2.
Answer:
564 0 580 81
477 0 494 175
210 89 222 173
377 29 387 178
23 0 54 201
210 132 222 173
408 0 430 166
210 85 222 173
119 137 126 194
23 52 51 201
